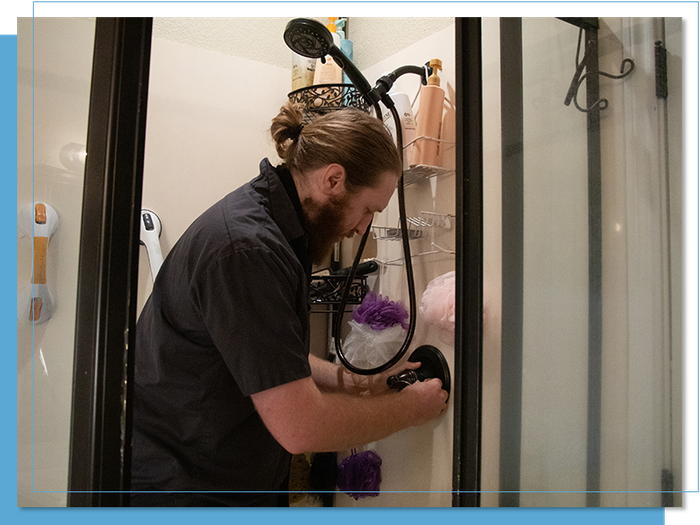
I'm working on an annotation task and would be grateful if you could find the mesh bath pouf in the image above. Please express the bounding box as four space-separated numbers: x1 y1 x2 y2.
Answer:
337 449 382 500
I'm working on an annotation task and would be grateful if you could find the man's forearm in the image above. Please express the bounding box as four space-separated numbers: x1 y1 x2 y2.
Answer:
308 354 366 395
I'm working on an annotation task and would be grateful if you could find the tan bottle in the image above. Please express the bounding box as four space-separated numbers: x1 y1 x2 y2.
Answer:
313 18 343 85
411 59 445 167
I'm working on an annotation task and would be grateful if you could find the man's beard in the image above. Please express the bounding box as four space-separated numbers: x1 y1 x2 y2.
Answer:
302 195 352 266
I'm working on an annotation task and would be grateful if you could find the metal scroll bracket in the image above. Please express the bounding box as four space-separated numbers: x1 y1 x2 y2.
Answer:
564 27 635 113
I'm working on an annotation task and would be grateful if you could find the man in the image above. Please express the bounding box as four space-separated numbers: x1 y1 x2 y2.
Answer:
130 104 448 506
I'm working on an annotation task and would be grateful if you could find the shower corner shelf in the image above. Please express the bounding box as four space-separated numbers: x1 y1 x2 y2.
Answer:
371 224 424 242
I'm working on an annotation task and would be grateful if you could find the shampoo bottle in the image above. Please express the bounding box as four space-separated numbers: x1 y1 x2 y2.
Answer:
411 58 445 167
313 18 343 85
382 91 417 167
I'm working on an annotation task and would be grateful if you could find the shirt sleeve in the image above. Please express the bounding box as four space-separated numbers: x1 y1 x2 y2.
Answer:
191 245 312 397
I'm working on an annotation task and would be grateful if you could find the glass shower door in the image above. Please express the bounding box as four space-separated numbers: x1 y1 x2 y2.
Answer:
17 18 95 507
485 17 682 507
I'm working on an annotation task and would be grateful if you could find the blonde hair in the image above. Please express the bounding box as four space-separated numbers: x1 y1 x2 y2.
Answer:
270 101 402 193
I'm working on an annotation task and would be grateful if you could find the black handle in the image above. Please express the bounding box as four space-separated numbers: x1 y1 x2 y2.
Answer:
386 345 450 395
334 260 378 276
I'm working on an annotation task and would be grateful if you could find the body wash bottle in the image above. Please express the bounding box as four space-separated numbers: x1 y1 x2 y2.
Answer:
313 18 343 85
411 58 445 167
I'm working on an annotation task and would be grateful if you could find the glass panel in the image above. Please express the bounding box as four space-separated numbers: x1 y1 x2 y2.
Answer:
482 17 682 507
520 18 590 507
17 18 94 507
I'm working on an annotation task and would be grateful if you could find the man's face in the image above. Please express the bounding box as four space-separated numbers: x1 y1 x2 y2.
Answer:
303 171 398 265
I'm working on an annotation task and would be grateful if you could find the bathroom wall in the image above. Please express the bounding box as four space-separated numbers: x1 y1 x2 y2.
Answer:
17 17 95 506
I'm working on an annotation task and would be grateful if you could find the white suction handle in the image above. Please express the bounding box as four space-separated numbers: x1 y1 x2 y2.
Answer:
140 209 164 282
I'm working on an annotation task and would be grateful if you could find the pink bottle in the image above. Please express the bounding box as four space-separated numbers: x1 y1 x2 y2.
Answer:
411 59 444 167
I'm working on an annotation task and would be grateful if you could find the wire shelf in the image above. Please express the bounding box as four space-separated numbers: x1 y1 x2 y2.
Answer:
372 211 453 241
402 165 455 186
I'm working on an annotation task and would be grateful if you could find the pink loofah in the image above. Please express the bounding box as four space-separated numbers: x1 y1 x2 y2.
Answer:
419 271 456 343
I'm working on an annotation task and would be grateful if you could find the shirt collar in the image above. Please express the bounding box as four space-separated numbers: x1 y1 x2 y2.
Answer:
259 158 311 274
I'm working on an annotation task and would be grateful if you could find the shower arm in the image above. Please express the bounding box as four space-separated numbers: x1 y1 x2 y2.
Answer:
369 64 431 112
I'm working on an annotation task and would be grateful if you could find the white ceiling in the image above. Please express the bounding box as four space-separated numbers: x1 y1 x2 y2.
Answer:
152 17 454 71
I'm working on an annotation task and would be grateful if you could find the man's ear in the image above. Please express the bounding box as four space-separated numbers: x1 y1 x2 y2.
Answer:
320 163 346 198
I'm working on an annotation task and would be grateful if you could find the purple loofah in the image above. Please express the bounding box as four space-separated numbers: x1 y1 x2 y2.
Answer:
337 450 383 500
352 291 409 331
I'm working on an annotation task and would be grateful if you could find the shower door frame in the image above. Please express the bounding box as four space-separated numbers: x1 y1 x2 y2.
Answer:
452 17 485 508
496 17 604 507
67 17 152 506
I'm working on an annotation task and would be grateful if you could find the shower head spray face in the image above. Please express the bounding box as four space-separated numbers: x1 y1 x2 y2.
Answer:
284 18 334 59
284 17 375 102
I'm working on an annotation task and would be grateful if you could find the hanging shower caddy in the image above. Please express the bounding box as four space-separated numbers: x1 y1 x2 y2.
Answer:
288 83 370 123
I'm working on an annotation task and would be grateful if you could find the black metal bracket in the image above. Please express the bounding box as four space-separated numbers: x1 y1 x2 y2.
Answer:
564 27 635 113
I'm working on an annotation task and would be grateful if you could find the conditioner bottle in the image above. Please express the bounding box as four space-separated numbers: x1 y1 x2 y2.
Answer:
411 58 445 167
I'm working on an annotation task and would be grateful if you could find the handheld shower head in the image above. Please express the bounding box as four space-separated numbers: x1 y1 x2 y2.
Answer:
284 18 333 59
284 18 376 103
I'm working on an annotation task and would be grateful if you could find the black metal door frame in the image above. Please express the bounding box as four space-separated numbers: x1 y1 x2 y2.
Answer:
67 17 152 507
452 17 484 507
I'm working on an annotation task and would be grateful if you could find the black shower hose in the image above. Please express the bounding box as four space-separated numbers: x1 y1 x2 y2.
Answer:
332 102 417 376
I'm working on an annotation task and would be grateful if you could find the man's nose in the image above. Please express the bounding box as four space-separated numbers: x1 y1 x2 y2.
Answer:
355 214 373 236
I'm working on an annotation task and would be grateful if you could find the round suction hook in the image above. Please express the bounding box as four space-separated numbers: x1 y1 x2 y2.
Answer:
387 345 451 396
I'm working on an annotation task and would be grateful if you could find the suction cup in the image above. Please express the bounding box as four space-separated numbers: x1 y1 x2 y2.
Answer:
387 345 451 395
